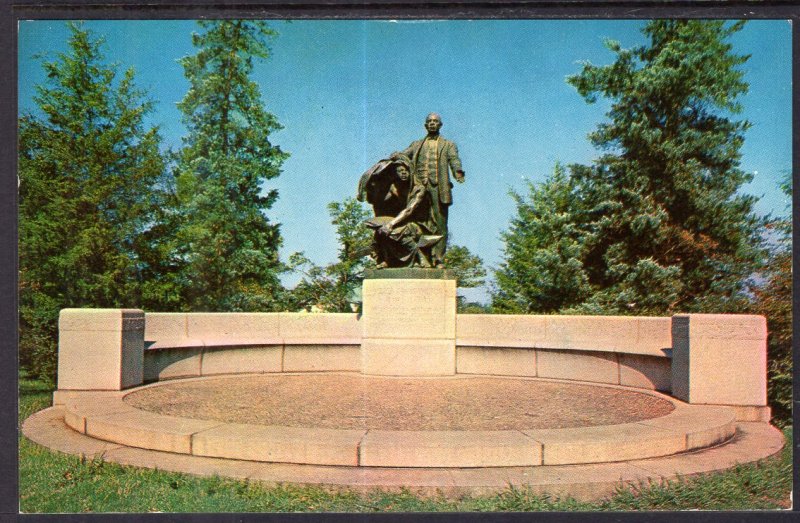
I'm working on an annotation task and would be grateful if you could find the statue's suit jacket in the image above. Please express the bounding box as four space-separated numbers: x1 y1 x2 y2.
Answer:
402 137 463 205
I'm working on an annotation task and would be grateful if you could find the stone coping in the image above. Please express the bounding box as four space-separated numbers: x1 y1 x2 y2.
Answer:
144 312 361 348
146 337 361 351
140 315 672 359
56 374 736 469
21 407 784 501
455 340 670 358
456 315 672 358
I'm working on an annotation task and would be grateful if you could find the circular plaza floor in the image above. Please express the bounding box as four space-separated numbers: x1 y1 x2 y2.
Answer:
123 374 675 431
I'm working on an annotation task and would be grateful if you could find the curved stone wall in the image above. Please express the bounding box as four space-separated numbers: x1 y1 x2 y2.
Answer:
454 314 672 392
55 308 769 421
141 312 672 392
143 312 361 381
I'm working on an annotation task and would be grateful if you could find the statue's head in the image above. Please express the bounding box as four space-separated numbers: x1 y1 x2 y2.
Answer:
396 164 410 182
425 113 443 134
391 154 413 182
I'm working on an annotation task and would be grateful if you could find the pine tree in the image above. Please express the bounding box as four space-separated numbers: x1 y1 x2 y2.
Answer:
566 20 765 315
172 20 289 311
494 20 764 316
493 164 592 313
19 22 166 382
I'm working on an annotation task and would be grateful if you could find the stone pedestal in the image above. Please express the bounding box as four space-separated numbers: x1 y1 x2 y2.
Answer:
58 309 145 390
361 270 457 376
671 314 767 406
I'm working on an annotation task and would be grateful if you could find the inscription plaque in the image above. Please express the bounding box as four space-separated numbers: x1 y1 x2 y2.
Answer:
362 279 456 340
361 278 457 376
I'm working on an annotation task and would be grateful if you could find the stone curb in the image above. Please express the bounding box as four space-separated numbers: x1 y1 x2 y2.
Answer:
56 376 736 468
22 407 784 502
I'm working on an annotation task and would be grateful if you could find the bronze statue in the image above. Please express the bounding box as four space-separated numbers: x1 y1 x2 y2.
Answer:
358 113 464 269
358 154 442 268
401 113 465 267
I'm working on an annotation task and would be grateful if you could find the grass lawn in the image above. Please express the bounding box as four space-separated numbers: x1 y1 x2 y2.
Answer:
19 373 792 513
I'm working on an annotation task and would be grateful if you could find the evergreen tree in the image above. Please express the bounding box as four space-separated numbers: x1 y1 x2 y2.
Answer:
495 20 764 316
567 20 764 315
172 20 289 311
493 164 592 313
19 22 166 382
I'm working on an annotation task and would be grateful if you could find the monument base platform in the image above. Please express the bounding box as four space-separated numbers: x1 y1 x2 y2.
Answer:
361 339 456 376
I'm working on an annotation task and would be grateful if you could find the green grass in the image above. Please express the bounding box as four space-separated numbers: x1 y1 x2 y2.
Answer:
19 373 792 513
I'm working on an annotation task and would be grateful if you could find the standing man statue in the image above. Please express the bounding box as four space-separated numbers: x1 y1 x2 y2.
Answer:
402 113 465 267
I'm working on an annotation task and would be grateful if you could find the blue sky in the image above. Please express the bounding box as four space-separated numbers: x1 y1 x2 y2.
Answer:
18 19 792 302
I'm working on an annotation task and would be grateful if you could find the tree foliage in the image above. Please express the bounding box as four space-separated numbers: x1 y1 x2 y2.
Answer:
444 244 487 313
493 164 591 313
288 198 375 312
19 22 166 382
495 20 765 316
444 245 487 290
171 20 289 311
751 175 792 427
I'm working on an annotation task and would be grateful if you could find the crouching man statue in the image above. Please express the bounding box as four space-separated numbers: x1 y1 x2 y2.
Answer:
357 153 442 268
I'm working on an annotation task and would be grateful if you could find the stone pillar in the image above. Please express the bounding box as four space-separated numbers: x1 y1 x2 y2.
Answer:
361 269 457 376
671 314 767 406
58 309 145 390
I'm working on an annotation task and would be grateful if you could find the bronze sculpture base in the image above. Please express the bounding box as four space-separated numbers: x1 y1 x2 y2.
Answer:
364 268 455 280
